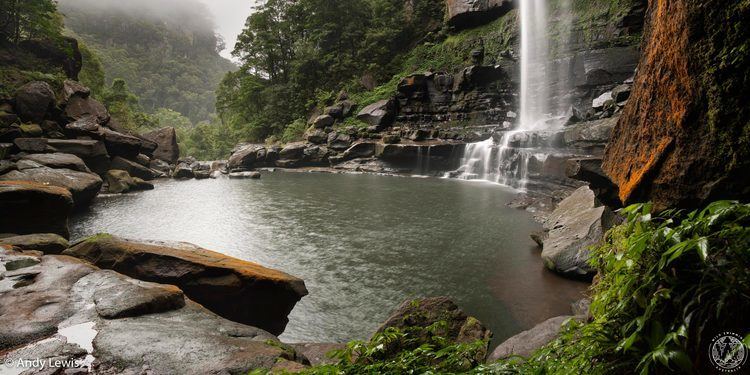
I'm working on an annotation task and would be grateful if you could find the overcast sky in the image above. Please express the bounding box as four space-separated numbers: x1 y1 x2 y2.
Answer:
197 0 258 60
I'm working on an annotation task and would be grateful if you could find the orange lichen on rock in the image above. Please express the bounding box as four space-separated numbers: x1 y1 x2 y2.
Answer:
603 0 750 209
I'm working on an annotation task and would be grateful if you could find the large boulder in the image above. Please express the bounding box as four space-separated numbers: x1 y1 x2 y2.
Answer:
228 144 266 171
487 316 573 361
0 166 102 208
446 0 514 30
98 127 143 159
0 253 304 373
356 99 397 130
0 181 73 238
63 235 308 335
142 127 180 164
602 0 750 210
105 169 153 194
110 156 156 181
60 79 90 104
342 141 377 159
14 81 56 123
541 186 614 278
47 139 111 175
20 153 91 173
63 96 110 124
312 114 334 129
279 142 307 160
0 233 69 254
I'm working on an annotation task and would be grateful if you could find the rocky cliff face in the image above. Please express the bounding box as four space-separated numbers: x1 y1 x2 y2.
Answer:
602 0 750 209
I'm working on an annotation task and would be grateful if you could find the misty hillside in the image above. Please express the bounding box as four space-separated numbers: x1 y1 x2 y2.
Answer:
58 0 236 123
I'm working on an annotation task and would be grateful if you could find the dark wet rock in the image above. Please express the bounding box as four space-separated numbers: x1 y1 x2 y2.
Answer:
302 145 331 164
0 159 15 174
487 316 573 361
611 84 632 103
172 164 195 179
65 114 100 134
131 177 154 191
142 127 180 164
94 278 185 319
357 99 396 130
0 166 102 208
64 235 308 335
279 142 307 160
228 144 266 170
446 0 513 29
0 111 19 127
13 137 48 153
20 153 91 173
290 343 346 366
15 81 56 123
563 116 617 153
47 139 111 175
342 142 377 159
63 96 110 125
0 234 69 254
105 169 135 194
312 114 334 129
541 186 614 278
229 171 261 179
377 296 491 357
0 181 73 238
565 157 621 208
210 160 227 174
194 169 211 179
306 129 328 144
134 153 151 167
150 159 171 175
98 127 143 159
110 156 156 181
382 134 400 144
61 79 91 104
327 133 352 151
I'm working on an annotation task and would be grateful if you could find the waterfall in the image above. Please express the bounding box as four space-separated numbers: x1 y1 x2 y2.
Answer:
452 0 571 190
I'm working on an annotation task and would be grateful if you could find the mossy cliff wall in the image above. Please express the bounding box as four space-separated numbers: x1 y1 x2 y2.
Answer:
602 0 750 209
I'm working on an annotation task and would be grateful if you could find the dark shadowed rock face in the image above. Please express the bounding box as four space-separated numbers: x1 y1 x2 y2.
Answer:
602 0 750 210
446 0 514 30
0 181 73 238
63 235 308 335
142 127 180 164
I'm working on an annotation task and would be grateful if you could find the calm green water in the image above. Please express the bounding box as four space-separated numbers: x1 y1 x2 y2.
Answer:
71 172 586 344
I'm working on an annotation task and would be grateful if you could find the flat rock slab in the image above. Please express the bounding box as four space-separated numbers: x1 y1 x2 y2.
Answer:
0 254 304 374
0 233 69 254
0 181 73 238
93 277 185 319
487 315 573 361
20 152 92 173
0 166 102 207
63 234 308 335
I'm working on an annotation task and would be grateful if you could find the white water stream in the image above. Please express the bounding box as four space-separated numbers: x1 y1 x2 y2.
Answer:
453 0 571 190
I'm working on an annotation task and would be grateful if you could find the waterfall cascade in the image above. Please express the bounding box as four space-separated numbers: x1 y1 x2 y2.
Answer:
452 0 572 190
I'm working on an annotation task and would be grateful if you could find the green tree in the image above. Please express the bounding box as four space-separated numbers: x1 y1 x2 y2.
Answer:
0 0 63 45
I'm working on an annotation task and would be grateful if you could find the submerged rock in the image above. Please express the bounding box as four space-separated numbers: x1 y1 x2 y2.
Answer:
63 235 308 335
0 181 73 238
541 186 614 278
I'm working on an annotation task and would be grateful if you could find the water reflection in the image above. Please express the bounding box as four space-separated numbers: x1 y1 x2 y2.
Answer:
71 172 587 344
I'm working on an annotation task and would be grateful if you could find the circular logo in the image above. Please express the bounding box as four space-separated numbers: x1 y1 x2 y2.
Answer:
709 332 747 372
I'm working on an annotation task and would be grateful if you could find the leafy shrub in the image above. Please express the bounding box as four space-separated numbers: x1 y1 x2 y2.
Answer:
482 201 750 374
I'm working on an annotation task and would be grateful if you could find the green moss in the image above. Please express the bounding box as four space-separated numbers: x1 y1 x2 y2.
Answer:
84 233 114 243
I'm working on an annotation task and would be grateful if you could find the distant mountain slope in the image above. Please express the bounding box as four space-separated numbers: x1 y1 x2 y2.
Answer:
58 0 236 123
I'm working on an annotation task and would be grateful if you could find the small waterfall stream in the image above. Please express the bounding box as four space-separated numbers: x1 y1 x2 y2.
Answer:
452 0 571 190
